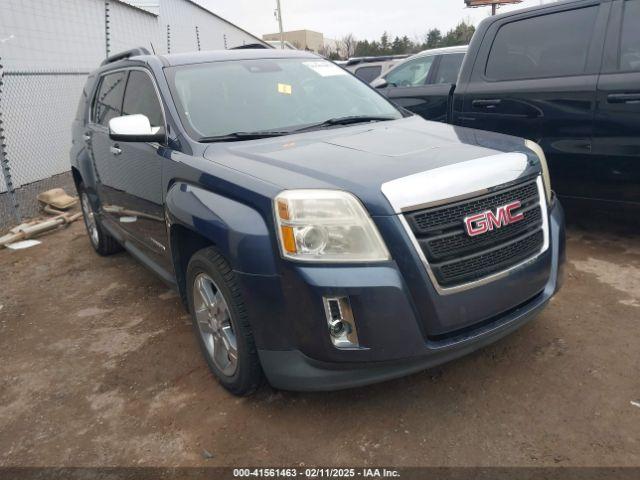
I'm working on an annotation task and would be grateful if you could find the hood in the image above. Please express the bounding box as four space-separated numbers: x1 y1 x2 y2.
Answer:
203 116 538 216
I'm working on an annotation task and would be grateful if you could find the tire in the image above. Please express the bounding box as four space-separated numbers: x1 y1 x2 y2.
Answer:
186 247 263 396
78 183 122 256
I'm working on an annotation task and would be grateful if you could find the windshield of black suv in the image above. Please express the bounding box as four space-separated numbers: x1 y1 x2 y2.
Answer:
165 57 403 141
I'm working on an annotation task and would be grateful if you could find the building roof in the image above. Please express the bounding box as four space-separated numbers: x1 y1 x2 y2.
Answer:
263 29 324 37
124 0 267 45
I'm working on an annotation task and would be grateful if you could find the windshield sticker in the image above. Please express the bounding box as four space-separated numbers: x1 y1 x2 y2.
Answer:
277 83 293 95
303 61 348 77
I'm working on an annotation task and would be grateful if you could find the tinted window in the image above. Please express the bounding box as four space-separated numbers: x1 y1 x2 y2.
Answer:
433 53 465 84
386 56 435 87
486 7 598 80
93 71 126 126
355 65 382 83
122 70 164 127
620 0 640 71
76 76 95 122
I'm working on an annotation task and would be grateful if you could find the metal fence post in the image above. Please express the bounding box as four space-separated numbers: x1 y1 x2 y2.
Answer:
0 58 22 225
105 0 111 57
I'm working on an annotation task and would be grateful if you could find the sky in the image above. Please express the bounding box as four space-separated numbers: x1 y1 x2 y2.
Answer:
202 0 557 41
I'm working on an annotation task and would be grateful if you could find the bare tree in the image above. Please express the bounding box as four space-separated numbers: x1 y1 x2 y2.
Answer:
341 33 357 59
318 43 333 58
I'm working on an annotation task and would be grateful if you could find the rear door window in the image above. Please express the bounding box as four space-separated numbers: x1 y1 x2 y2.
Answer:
433 53 465 84
386 56 435 87
354 65 382 83
620 0 640 71
485 6 598 80
122 70 164 127
92 71 127 127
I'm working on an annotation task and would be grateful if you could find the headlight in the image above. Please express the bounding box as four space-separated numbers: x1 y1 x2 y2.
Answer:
274 190 390 262
525 139 552 203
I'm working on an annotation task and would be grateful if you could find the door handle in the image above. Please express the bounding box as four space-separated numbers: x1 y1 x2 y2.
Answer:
607 93 640 104
472 99 502 108
82 134 91 142
110 145 122 156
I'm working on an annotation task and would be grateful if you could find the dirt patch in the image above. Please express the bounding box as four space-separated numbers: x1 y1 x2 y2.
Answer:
0 222 639 467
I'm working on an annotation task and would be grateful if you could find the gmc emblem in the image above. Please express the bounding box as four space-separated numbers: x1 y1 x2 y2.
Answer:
464 201 524 237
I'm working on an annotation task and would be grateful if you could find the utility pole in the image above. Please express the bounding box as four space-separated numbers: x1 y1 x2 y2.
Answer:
275 0 284 49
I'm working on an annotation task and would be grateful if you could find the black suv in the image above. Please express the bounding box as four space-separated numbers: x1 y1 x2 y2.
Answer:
376 0 640 218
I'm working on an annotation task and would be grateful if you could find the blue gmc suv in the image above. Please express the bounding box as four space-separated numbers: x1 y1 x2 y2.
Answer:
71 48 565 395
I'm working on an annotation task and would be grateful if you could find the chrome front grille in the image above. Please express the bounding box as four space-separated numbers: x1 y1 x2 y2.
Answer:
403 176 548 290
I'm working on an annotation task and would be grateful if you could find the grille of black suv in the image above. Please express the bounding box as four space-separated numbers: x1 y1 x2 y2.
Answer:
404 178 545 288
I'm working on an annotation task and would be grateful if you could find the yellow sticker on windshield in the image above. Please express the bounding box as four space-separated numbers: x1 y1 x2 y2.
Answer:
278 83 292 95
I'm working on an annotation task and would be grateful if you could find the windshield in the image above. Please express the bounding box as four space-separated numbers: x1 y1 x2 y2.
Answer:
166 58 402 140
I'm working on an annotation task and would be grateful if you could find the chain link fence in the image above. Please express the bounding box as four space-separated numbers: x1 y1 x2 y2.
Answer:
0 0 262 232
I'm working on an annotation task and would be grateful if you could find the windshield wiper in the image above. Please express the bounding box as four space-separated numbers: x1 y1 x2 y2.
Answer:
199 131 289 143
199 116 397 142
290 115 397 133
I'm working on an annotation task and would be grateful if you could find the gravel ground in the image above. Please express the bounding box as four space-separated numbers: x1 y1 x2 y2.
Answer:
0 219 639 467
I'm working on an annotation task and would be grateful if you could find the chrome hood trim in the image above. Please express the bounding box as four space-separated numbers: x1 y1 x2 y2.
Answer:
381 152 532 214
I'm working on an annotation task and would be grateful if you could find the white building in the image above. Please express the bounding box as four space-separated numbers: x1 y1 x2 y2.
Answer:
0 0 265 228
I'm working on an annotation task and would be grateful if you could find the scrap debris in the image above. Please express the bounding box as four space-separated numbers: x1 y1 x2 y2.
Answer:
0 188 81 249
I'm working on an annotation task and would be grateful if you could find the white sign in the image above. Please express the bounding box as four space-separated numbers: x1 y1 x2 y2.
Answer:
303 61 348 77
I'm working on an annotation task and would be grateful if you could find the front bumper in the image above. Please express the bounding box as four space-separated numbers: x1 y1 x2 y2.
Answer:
259 289 547 391
245 200 565 391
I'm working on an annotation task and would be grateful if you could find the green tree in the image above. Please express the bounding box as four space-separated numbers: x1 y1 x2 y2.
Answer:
391 36 403 54
425 28 443 49
380 32 390 54
441 21 475 47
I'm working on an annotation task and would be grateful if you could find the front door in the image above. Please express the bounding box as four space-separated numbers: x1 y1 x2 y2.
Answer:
380 54 442 120
108 69 169 269
592 0 640 209
455 2 608 202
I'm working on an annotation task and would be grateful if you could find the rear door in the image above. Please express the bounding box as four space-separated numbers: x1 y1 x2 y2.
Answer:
455 1 610 201
592 0 640 208
89 70 127 223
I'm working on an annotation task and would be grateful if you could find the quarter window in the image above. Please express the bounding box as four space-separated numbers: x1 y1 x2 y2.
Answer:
386 56 435 87
620 0 640 72
122 70 164 127
485 7 598 80
93 71 126 126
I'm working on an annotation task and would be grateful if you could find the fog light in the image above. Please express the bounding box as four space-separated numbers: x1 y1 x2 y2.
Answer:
323 296 359 349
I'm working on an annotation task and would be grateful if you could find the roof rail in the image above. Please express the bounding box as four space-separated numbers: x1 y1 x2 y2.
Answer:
100 47 151 66
345 54 410 66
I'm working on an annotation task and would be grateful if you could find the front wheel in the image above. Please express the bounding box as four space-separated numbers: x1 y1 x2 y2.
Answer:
186 247 263 396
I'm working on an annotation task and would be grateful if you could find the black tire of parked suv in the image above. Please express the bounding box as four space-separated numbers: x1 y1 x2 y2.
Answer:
78 182 122 256
186 247 263 396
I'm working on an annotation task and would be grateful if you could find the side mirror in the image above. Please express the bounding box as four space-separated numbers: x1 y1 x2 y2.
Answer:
371 77 389 89
109 114 165 143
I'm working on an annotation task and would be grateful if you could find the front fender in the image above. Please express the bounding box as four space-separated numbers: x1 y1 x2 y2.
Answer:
166 182 278 276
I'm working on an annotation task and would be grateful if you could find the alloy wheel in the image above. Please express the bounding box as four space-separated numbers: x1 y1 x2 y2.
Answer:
193 273 238 377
